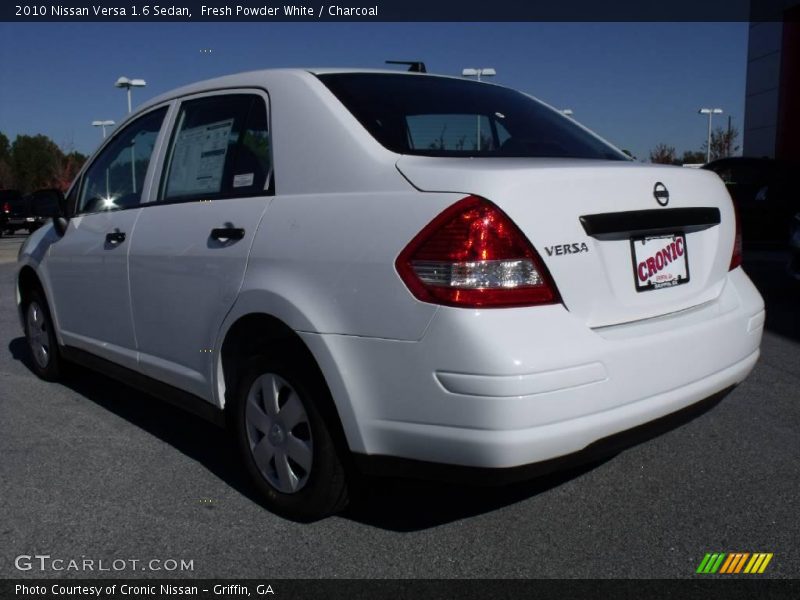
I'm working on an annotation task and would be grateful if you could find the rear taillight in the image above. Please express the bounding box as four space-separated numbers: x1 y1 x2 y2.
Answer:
729 199 742 270
396 195 559 308
2 202 9 214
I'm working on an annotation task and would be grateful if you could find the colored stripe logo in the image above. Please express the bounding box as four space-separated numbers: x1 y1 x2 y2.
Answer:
696 552 773 574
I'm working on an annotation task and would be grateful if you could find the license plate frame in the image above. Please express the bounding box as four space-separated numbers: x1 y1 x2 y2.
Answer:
630 233 690 292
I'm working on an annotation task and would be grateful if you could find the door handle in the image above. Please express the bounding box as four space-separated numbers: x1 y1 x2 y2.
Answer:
210 227 245 241
105 230 126 244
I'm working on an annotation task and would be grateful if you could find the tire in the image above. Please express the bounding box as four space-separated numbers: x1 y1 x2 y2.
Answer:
233 354 349 520
23 289 64 381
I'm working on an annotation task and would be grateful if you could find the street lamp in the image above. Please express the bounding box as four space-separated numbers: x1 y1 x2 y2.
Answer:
462 68 496 150
115 76 147 114
91 120 115 139
461 67 496 81
698 107 723 163
561 109 574 117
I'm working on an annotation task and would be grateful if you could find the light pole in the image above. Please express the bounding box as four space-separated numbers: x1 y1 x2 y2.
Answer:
462 68 496 151
115 77 146 194
115 76 147 114
698 108 723 163
561 109 574 117
91 120 115 139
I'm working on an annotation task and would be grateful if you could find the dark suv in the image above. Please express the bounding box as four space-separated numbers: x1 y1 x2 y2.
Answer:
1 190 46 235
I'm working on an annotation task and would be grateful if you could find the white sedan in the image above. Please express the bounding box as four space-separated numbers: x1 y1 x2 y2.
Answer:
17 69 764 519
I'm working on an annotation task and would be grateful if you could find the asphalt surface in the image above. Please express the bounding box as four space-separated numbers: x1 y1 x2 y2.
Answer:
0 233 798 579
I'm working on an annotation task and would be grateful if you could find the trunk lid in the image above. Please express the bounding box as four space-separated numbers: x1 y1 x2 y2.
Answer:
396 157 736 327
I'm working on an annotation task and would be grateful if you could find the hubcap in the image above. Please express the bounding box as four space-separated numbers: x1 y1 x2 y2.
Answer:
26 301 50 369
245 373 313 494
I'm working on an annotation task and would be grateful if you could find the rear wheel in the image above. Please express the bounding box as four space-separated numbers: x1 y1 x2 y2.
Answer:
233 355 349 520
24 289 64 381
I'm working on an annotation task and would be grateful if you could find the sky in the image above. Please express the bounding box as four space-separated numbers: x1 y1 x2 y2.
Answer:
0 22 749 161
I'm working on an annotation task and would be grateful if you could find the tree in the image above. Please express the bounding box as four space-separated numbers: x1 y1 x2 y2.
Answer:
702 126 740 162
0 132 13 189
680 150 707 165
53 150 87 192
649 143 676 164
11 134 63 194
0 132 87 193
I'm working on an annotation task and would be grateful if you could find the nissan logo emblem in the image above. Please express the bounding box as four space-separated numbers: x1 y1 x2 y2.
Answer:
654 182 669 206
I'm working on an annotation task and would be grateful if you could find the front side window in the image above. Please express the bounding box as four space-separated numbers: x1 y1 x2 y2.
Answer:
160 94 272 203
78 107 167 214
318 73 626 160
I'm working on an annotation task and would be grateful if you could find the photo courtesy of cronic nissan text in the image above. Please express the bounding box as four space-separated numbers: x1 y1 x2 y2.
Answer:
0 1 798 598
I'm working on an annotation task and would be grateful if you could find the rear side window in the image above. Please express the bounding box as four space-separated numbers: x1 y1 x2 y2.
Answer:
160 94 272 202
318 73 626 160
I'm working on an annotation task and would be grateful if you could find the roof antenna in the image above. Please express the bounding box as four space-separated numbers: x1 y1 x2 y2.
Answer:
385 60 427 73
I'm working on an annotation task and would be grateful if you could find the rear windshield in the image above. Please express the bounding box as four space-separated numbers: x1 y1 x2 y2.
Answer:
318 73 626 160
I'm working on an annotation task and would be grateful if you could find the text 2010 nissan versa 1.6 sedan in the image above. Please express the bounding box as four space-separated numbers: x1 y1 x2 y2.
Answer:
17 69 764 519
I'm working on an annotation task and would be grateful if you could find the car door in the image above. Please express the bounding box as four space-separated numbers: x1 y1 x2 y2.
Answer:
45 106 169 370
128 90 273 400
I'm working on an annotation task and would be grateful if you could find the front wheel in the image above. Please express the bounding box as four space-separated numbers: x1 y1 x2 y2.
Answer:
24 289 64 381
233 355 349 520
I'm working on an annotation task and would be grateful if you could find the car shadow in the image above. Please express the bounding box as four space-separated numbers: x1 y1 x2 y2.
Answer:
743 252 800 342
8 336 262 507
341 461 606 531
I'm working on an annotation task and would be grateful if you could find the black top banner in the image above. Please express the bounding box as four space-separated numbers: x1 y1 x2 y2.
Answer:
2 0 800 22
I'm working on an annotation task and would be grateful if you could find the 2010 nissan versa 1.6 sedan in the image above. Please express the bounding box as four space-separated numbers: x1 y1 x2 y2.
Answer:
17 69 765 520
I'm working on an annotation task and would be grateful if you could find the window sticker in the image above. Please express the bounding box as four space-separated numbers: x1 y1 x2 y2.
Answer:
168 118 234 196
232 173 255 188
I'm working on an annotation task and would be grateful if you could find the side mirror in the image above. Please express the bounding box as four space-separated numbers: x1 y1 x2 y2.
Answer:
30 189 68 236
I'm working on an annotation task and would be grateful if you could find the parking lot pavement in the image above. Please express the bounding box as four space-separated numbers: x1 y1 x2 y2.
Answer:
0 235 24 264
0 251 798 579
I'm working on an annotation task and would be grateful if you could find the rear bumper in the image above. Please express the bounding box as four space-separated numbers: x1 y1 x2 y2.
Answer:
301 268 764 469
